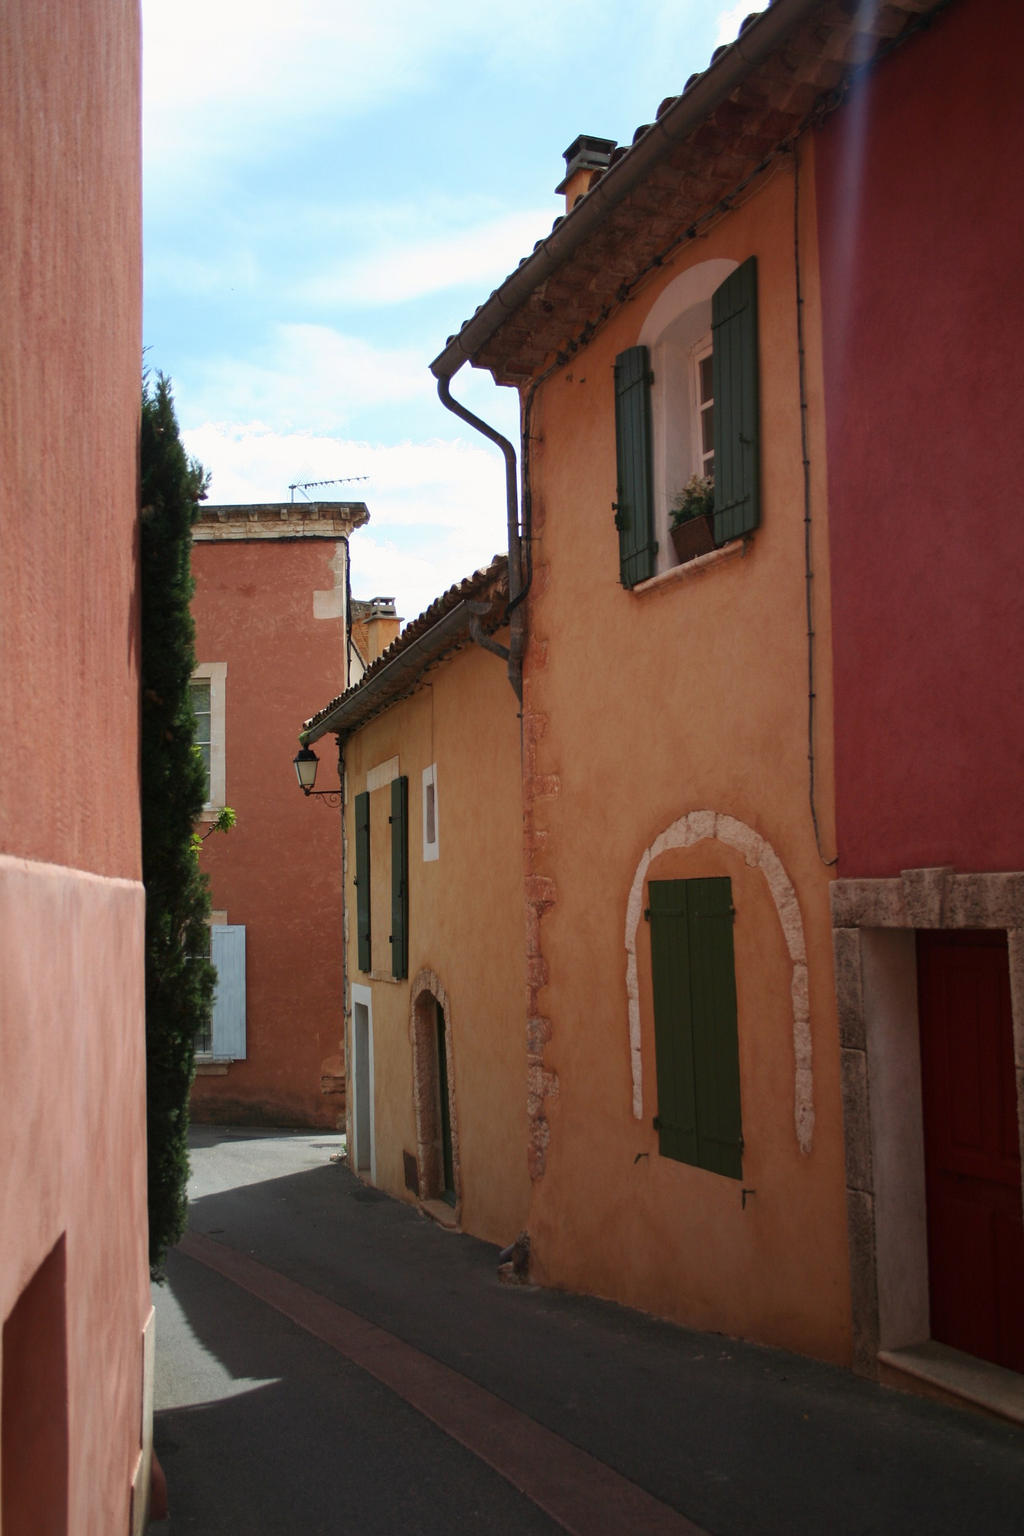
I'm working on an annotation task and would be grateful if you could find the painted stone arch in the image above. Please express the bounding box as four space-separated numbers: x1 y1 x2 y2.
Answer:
409 968 461 1208
625 810 814 1154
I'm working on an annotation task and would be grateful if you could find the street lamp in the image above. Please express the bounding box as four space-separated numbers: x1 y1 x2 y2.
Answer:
293 745 320 794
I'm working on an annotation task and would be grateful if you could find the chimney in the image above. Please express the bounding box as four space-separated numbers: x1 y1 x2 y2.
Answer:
364 596 400 662
555 134 616 214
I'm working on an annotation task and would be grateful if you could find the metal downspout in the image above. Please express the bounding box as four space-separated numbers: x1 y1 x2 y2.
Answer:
435 371 524 703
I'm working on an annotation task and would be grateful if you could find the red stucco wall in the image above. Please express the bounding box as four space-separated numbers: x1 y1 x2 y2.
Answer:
1 3 150 1531
189 536 346 1128
817 0 1024 877
1 0 142 879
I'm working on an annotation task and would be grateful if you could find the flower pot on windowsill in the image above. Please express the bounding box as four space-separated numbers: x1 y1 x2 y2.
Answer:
670 511 715 563
669 474 716 565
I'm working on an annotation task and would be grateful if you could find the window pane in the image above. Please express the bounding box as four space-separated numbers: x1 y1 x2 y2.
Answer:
699 353 713 404
701 403 714 457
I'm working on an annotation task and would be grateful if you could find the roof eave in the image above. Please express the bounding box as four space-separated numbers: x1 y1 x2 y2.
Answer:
429 0 826 382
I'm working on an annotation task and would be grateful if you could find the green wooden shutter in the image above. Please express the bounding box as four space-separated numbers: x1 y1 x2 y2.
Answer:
648 876 742 1179
390 775 409 980
613 345 657 587
685 877 742 1179
355 790 371 973
649 881 699 1165
712 257 759 545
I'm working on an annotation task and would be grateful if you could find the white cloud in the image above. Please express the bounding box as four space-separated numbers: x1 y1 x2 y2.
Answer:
714 4 754 48
297 208 552 307
182 421 511 621
142 0 630 178
179 324 432 431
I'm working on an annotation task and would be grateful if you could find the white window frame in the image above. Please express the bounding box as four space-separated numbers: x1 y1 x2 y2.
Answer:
422 763 439 862
350 983 376 1182
191 661 227 814
691 335 715 481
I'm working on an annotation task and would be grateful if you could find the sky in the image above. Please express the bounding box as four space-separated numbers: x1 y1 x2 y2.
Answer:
143 0 750 624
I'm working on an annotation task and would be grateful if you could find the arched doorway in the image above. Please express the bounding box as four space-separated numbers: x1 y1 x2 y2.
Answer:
411 975 459 1211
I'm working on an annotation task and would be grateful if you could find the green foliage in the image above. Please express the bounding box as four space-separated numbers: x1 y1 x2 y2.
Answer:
670 473 714 528
191 805 237 858
140 374 213 1276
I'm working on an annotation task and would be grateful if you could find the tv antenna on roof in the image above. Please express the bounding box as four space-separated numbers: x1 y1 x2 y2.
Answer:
289 475 369 502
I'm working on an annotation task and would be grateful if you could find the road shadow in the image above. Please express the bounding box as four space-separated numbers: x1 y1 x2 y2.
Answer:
156 1130 1024 1536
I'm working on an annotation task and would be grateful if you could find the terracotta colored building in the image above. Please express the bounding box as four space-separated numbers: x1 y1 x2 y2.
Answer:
302 0 1022 1419
817 0 1024 1409
422 0 966 1368
189 501 374 1129
432 63 847 1359
301 559 529 1247
1 1 155 1530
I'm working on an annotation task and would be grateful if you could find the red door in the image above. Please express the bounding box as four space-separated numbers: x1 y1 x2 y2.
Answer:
917 930 1024 1372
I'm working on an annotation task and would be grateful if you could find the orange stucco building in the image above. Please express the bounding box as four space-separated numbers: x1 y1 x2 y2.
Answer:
302 560 530 1247
1 1 154 1530
437 145 846 1360
189 501 371 1129
420 1 949 1364
302 0 1022 1415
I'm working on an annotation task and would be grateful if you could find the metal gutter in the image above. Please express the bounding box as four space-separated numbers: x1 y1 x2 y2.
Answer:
434 374 525 702
429 0 825 380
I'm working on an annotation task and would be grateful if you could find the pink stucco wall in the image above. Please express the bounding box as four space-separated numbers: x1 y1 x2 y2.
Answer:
817 0 1024 877
189 534 347 1128
1 3 150 1532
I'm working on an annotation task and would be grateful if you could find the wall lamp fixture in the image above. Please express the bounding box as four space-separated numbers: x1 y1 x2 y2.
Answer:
293 745 341 806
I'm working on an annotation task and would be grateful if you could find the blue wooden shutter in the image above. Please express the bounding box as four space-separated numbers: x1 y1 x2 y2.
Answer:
390 775 408 980
648 877 742 1179
355 790 371 973
210 924 246 1060
613 345 657 587
712 257 759 544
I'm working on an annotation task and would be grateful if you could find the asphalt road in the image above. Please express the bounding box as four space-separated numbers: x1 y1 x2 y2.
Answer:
152 1128 1024 1534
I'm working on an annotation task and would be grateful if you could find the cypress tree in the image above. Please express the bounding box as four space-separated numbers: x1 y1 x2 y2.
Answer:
140 374 213 1276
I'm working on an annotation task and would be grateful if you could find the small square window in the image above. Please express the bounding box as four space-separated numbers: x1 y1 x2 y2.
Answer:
422 764 439 862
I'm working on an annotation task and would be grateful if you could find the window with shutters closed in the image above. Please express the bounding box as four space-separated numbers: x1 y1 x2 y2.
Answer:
355 790 372 973
647 876 742 1179
616 257 759 585
390 774 409 980
195 920 247 1061
355 765 408 981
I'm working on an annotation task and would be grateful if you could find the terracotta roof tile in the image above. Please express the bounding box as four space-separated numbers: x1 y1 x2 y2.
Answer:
302 555 508 739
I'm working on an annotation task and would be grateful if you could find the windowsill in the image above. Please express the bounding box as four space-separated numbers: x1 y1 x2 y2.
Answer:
197 805 225 824
633 535 749 595
878 1342 1024 1427
194 1061 231 1075
367 970 404 985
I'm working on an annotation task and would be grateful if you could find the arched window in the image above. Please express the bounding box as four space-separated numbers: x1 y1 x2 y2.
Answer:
613 256 760 584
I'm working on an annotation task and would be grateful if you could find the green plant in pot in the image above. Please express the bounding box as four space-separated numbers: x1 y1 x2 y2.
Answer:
670 474 716 563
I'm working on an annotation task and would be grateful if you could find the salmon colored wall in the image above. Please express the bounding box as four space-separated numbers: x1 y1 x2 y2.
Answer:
816 0 1024 877
520 157 850 1360
343 638 530 1247
189 537 347 1128
1 0 143 881
0 863 149 1531
1 6 150 1531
